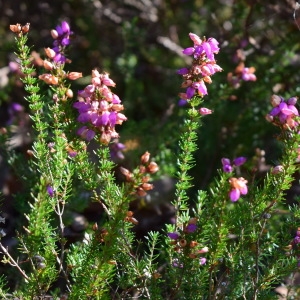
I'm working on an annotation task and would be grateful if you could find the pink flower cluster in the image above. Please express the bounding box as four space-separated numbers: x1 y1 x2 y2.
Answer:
227 62 256 89
178 33 222 102
266 95 299 129
73 70 127 143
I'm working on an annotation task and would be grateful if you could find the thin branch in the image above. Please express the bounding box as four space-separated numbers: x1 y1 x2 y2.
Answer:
0 242 29 281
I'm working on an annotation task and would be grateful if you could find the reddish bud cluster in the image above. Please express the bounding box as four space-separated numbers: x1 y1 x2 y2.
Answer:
93 226 109 244
120 151 159 197
124 211 138 225
10 23 30 37
168 218 208 265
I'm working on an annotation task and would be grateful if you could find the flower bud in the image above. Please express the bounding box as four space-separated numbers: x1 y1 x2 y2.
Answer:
129 217 139 225
126 211 134 217
287 97 298 106
147 162 159 174
92 76 101 85
181 80 192 88
44 47 56 59
141 151 150 164
51 29 59 39
120 167 131 177
271 94 282 107
189 33 202 45
10 23 22 34
43 60 53 70
39 74 59 85
111 104 124 111
189 241 198 248
0 127 7 134
265 114 274 123
178 93 188 100
139 165 147 174
66 89 73 98
271 165 284 174
136 187 147 197
198 246 209 254
92 69 101 78
68 72 83 80
26 150 35 158
199 107 212 115
141 176 150 183
188 218 198 225
100 132 111 145
203 76 212 84
141 182 153 191
21 23 30 34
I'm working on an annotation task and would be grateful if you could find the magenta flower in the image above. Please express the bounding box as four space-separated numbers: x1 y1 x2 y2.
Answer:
199 107 212 115
193 80 208 96
221 157 247 173
178 99 188 106
222 158 233 173
109 140 126 161
77 126 96 142
227 62 256 89
266 95 299 129
228 177 248 202
177 68 189 75
185 224 197 233
50 21 72 63
168 232 180 240
182 34 220 61
233 157 247 166
178 32 222 103
74 71 127 143
47 185 55 197
241 67 256 81
199 257 207 265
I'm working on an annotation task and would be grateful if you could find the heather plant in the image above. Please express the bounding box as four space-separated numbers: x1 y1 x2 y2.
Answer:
1 15 300 300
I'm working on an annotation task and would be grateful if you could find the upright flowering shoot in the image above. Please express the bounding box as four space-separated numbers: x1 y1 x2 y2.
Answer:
178 33 222 104
50 21 72 63
39 20 82 100
74 70 127 143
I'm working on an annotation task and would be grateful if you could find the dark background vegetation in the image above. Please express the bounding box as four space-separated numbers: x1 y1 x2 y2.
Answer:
1 0 300 294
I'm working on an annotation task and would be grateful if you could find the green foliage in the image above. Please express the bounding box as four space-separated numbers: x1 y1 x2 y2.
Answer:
2 2 300 299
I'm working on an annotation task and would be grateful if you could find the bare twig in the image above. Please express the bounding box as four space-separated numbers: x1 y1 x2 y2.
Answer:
0 242 29 281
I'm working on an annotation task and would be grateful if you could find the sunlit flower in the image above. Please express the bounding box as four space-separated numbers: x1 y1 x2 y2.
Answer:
178 33 222 103
228 177 248 202
266 95 299 129
199 107 212 115
73 70 127 143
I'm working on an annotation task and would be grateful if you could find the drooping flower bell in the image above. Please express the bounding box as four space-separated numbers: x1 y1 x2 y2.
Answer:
228 177 248 202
